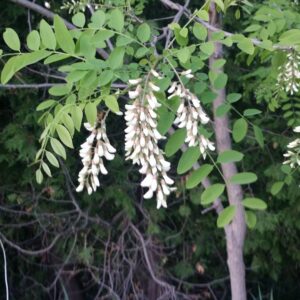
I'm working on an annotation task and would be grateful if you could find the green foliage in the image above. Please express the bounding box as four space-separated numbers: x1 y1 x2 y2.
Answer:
217 205 236 228
201 184 225 205
177 146 201 174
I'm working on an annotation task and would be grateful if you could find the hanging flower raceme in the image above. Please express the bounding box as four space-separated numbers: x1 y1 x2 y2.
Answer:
76 119 116 195
283 126 300 168
125 73 176 209
168 80 215 158
277 51 300 95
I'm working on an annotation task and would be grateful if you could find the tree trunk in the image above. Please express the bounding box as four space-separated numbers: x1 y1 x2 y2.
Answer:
209 4 247 300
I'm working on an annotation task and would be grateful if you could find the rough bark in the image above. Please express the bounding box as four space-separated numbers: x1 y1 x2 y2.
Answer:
209 4 247 300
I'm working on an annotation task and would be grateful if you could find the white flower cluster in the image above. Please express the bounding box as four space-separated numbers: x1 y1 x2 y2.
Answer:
283 126 300 168
277 51 300 95
76 121 116 195
168 81 215 158
125 74 175 209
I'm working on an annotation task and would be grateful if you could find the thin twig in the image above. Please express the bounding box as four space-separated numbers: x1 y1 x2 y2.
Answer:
0 239 9 300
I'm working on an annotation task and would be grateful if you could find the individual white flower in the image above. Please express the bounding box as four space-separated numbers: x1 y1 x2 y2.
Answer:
76 119 116 194
129 78 142 85
293 126 300 133
125 77 175 208
181 69 194 79
283 128 300 168
169 82 215 158
151 69 163 79
277 51 300 95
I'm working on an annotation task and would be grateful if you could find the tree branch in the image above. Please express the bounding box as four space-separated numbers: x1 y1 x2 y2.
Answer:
0 83 128 89
0 231 61 256
0 83 59 89
208 4 247 300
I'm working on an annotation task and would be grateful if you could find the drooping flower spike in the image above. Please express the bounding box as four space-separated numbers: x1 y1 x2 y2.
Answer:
125 71 176 209
168 81 215 158
277 51 300 95
76 117 116 195
283 126 300 168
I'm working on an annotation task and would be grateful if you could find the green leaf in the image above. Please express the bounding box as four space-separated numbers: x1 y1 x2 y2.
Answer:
227 93 241 103
216 103 230 117
243 109 262 116
99 70 114 86
50 138 66 159
108 47 125 70
217 205 236 228
40 20 56 50
71 106 83 131
44 53 70 64
200 41 214 56
56 124 73 148
67 70 88 83
108 9 124 32
27 30 40 51
116 35 132 46
36 100 56 111
72 12 85 27
165 128 186 157
179 205 191 217
217 150 244 164
242 198 267 210
254 125 264 148
201 184 225 205
245 211 257 229
244 24 261 32
214 0 225 11
3 28 20 51
90 10 106 28
174 27 188 46
42 162 52 177
49 84 72 96
177 146 201 174
237 37 254 55
137 23 151 42
258 40 273 51
104 95 119 113
186 164 213 189
214 73 228 89
177 47 190 63
36 169 43 184
279 29 300 46
271 181 284 196
157 109 175 135
179 27 188 38
46 151 59 168
62 113 75 137
85 102 98 126
54 15 75 54
232 118 248 143
92 29 114 45
1 50 50 84
212 59 226 69
193 23 207 41
230 172 257 185
135 47 149 58
196 10 209 22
